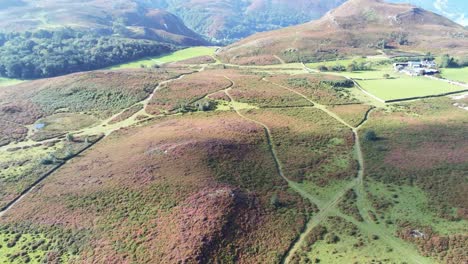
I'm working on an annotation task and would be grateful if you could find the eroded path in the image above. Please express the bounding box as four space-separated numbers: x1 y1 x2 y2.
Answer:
262 79 432 264
224 74 431 263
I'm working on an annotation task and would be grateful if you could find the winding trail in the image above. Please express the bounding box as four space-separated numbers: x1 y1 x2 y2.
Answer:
262 78 431 264
261 78 370 262
222 76 429 263
223 75 370 262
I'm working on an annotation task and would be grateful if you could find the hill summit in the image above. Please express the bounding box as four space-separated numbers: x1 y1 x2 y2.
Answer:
218 0 468 65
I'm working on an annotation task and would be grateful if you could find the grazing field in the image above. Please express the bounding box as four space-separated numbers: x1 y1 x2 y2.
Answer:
0 78 24 87
341 69 397 80
109 47 217 69
306 56 387 70
32 113 99 141
357 76 467 101
441 67 468 83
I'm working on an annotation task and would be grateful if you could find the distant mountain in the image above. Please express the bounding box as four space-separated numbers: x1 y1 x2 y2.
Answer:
138 0 347 43
218 0 468 65
388 0 468 26
0 0 207 46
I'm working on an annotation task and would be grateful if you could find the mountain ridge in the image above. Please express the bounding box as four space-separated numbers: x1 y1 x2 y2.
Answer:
218 0 468 65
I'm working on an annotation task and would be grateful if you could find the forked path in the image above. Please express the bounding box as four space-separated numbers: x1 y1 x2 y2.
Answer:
226 77 428 263
261 78 371 262
224 76 368 262
263 79 431 264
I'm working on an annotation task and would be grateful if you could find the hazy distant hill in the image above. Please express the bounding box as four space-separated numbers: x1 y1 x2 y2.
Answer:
0 0 207 46
219 0 468 65
0 0 210 79
138 0 347 43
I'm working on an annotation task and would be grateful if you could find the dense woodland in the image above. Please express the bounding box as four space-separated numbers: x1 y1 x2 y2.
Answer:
0 29 175 79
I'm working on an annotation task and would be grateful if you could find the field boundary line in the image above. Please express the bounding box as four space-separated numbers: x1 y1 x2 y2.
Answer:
0 135 104 217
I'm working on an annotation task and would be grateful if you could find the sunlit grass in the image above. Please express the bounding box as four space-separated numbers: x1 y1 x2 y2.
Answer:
109 46 217 69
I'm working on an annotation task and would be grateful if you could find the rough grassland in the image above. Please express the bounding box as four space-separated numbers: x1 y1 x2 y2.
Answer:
31 113 99 141
147 69 232 114
226 73 312 108
0 139 95 210
0 69 193 145
441 67 468 83
358 76 466 101
298 216 410 263
0 112 311 263
243 108 356 187
109 47 217 69
360 98 467 263
268 74 359 105
328 104 373 127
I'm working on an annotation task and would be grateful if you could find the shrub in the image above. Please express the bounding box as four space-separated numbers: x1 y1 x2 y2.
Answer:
40 154 57 165
196 100 216 112
383 74 390 79
317 65 328 71
66 133 74 142
270 193 280 208
325 233 340 244
320 79 354 88
439 54 458 68
331 64 346 72
364 130 377 141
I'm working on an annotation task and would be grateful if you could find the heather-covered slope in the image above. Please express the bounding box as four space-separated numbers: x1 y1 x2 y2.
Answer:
218 0 468 65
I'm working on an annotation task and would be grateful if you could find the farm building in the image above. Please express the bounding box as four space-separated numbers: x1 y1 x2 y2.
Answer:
394 60 439 76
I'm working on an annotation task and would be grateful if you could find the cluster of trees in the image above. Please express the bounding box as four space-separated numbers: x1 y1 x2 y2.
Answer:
0 28 174 79
173 3 312 43
439 54 468 68
317 61 372 72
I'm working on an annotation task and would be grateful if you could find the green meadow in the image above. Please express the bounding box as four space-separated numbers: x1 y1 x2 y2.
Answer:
0 78 24 87
441 67 468 83
109 46 217 69
357 76 466 101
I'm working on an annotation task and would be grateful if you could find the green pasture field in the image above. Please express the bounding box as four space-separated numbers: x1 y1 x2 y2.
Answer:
441 67 468 83
109 46 217 69
0 78 24 87
306 56 388 69
357 76 467 101
341 69 397 79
